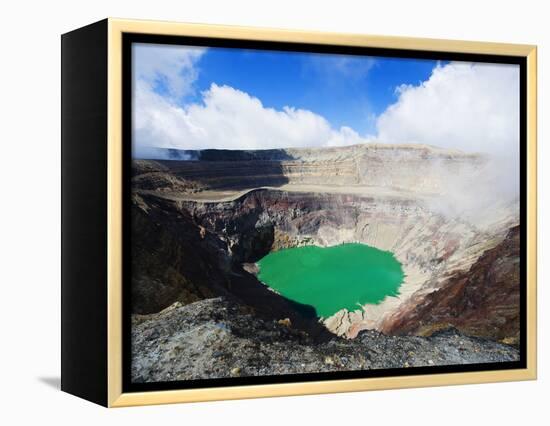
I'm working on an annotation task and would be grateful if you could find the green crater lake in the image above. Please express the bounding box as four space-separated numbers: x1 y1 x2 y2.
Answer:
257 243 405 317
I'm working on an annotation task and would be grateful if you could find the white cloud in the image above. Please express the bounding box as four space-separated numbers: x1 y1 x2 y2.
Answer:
132 43 205 101
133 46 520 172
132 44 372 158
375 61 520 159
373 61 521 218
134 82 368 156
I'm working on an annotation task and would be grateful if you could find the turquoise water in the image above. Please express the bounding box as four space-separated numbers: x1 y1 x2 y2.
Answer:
257 243 404 317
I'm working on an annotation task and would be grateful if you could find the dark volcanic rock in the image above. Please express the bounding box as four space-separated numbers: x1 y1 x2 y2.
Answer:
131 297 520 382
131 194 229 314
132 160 206 193
131 192 331 340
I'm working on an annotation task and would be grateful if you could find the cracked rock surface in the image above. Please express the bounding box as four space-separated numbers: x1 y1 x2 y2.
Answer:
132 297 519 382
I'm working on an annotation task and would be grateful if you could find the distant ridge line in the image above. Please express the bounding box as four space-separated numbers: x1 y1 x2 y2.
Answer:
139 143 482 162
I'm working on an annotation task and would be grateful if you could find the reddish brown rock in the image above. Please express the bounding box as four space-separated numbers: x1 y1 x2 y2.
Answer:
382 226 520 344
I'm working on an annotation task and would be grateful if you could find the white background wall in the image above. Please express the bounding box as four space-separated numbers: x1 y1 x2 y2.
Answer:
0 0 546 424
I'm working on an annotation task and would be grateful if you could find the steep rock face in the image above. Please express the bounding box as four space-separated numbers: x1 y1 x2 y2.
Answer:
131 193 332 340
133 187 516 339
130 194 229 314
178 188 515 336
131 297 519 382
136 143 484 193
381 226 521 343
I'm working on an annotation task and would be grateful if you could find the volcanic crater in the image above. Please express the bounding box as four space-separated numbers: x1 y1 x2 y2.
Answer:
130 143 521 381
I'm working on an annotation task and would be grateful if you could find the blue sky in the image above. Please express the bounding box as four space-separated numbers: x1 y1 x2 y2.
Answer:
153 46 440 135
134 42 518 158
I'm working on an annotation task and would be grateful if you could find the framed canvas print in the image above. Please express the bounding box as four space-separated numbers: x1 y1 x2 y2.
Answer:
61 18 537 407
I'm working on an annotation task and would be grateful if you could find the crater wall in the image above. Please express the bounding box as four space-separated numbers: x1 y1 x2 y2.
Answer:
131 143 520 342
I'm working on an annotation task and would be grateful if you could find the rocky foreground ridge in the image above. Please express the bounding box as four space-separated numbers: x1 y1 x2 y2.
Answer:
132 297 519 382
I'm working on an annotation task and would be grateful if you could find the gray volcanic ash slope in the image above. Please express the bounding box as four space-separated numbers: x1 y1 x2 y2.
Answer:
130 143 520 381
132 298 519 382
